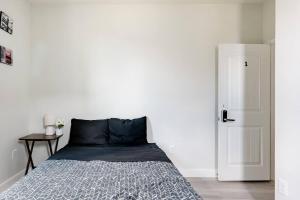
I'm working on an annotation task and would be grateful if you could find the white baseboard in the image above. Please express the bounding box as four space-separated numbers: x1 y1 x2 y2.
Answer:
0 167 215 192
179 168 217 178
0 169 25 192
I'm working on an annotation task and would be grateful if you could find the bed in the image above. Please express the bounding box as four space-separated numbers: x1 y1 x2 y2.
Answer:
0 118 202 200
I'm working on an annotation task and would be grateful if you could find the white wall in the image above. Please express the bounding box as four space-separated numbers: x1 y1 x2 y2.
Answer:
276 0 300 199
0 0 31 190
263 0 275 43
29 2 263 176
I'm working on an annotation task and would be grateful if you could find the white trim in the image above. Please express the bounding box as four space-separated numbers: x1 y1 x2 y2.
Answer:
30 0 264 4
179 168 217 178
0 168 216 189
0 169 25 192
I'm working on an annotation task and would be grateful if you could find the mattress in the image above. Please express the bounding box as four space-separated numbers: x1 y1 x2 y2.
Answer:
0 144 202 200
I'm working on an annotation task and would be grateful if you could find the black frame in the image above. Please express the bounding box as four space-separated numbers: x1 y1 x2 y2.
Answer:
0 45 13 66
0 11 13 34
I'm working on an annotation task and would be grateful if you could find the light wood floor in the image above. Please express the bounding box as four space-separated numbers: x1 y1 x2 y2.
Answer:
187 178 274 200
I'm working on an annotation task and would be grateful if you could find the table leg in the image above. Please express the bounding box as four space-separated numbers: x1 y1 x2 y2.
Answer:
25 141 35 175
25 155 30 175
48 140 53 156
54 138 60 153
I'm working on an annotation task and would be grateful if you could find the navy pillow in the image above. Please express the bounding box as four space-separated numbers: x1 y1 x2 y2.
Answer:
108 117 147 145
69 119 109 145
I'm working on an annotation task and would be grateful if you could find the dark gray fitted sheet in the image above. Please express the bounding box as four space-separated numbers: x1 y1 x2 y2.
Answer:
49 143 171 162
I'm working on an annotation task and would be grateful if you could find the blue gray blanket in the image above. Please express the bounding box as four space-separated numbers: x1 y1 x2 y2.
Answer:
0 160 201 200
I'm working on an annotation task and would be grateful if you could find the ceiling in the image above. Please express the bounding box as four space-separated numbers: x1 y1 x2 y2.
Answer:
29 0 268 4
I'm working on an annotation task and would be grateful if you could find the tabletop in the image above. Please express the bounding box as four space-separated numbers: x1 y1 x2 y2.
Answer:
19 133 63 141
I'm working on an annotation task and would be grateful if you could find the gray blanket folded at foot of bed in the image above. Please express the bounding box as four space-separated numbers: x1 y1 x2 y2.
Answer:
0 160 202 200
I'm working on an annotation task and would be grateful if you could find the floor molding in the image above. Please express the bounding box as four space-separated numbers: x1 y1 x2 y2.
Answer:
180 168 217 178
0 169 25 192
0 167 217 191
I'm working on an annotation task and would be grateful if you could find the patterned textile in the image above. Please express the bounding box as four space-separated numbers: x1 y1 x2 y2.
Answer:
0 160 202 200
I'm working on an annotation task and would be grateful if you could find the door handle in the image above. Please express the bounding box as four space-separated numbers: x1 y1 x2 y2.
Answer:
222 110 236 122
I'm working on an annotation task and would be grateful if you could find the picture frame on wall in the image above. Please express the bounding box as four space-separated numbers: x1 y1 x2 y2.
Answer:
0 11 13 34
0 46 13 66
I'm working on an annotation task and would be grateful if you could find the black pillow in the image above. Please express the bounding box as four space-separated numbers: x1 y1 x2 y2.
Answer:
69 119 109 145
108 117 147 145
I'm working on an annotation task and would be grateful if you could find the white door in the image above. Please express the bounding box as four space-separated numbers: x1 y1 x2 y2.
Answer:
218 44 271 181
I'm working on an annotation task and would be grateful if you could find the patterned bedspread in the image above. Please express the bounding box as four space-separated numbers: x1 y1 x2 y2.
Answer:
0 160 202 200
